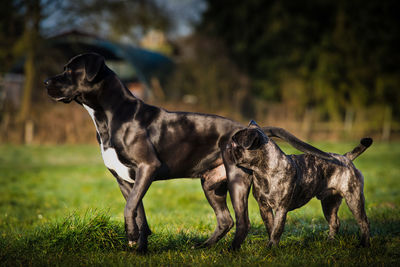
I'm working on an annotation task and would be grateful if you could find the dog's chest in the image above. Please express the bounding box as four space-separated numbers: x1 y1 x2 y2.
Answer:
83 104 134 183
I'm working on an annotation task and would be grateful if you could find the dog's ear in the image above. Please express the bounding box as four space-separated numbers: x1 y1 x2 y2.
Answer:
236 129 264 150
84 53 105 82
248 120 260 128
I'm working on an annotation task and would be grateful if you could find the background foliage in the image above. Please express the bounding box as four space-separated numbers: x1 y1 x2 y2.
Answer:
198 0 400 122
0 0 399 143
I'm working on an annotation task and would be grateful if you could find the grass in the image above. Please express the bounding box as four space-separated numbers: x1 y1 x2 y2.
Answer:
0 141 400 266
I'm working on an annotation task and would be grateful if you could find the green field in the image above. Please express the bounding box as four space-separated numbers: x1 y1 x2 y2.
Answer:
1 142 400 266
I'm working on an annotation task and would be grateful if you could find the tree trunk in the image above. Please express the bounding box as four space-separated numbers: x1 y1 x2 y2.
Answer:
17 48 36 122
16 0 41 124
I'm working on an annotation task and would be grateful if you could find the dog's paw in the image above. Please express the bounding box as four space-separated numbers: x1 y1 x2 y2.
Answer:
267 240 280 248
128 240 137 248
192 243 205 249
137 245 148 254
357 240 371 248
228 244 241 252
193 240 212 249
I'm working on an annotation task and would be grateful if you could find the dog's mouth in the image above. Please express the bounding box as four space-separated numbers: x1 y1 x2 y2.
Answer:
49 93 76 104
55 96 74 103
228 142 252 171
47 88 77 103
47 91 72 103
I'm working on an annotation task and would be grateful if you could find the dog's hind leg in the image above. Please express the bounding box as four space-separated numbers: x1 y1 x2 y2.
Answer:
343 189 370 247
199 180 234 247
321 194 343 239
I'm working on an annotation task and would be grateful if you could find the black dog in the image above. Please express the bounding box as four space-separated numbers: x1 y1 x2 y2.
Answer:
44 53 334 251
226 121 372 247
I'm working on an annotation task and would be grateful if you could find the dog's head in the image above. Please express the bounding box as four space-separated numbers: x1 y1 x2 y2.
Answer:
229 120 269 169
44 53 106 103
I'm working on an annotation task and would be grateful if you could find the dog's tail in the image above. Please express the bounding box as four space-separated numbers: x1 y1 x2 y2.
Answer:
262 127 334 161
344 138 373 161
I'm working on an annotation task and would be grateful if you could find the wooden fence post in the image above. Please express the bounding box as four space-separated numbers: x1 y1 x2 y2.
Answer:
24 120 34 144
344 107 354 137
382 106 392 141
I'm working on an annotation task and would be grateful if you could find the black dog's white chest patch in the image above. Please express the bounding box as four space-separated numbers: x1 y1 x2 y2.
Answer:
83 104 134 183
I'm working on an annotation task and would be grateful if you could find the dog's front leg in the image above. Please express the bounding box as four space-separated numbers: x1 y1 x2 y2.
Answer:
222 145 253 250
259 205 274 239
268 208 288 247
222 151 252 250
116 177 152 251
124 163 159 252
227 166 252 250
252 180 274 239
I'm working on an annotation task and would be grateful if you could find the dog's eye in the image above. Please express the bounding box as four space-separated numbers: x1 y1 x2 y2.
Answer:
66 69 72 75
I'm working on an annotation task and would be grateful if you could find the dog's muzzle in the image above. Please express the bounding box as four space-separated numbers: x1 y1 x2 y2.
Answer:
44 79 77 103
226 141 241 165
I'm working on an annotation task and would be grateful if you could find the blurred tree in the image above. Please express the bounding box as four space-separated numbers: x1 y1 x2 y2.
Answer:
49 0 171 42
199 0 335 101
166 35 252 116
309 0 400 121
0 0 172 124
0 1 25 73
199 0 400 121
15 0 43 122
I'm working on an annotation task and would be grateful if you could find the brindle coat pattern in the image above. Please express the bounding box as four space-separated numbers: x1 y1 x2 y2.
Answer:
227 121 372 247
44 53 335 251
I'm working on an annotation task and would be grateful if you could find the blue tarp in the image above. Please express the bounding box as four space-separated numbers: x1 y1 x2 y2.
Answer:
48 31 174 87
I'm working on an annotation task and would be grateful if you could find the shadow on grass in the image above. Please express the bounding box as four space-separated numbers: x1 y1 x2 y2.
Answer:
247 211 400 248
1 208 400 266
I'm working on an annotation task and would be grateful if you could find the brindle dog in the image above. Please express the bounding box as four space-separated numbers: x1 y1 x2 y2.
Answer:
226 121 371 247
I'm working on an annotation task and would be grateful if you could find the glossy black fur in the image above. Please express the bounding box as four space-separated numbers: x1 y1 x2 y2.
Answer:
44 53 334 252
227 121 372 248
